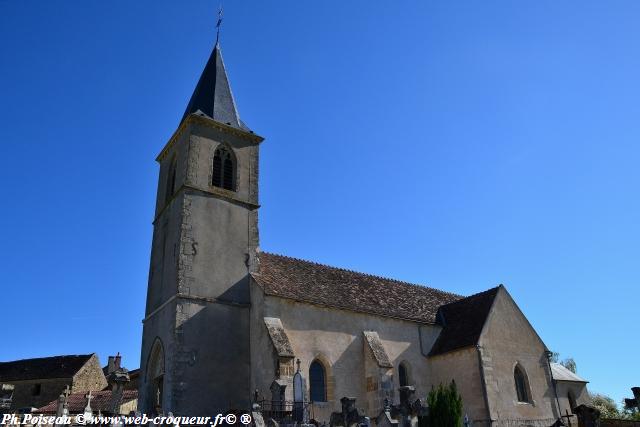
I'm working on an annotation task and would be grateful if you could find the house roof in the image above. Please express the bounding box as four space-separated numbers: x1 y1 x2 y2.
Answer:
252 252 461 324
428 287 501 356
0 354 93 382
181 42 249 131
37 390 138 414
551 363 588 383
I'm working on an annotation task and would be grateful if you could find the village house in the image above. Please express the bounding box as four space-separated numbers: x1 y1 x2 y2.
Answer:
37 354 138 417
0 354 106 411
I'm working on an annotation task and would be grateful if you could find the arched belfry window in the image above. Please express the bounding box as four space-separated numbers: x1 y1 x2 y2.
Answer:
212 145 235 191
165 156 177 203
514 364 531 403
309 360 327 402
399 362 410 387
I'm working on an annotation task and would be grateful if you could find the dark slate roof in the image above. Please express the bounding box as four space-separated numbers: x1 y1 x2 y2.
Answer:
252 252 461 323
182 43 249 131
38 390 138 414
0 354 93 382
428 287 501 356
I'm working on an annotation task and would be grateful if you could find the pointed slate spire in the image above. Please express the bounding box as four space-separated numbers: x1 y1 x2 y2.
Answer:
181 42 250 131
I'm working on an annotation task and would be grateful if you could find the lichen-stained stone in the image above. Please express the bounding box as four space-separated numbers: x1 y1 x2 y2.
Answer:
363 331 392 368
264 317 295 358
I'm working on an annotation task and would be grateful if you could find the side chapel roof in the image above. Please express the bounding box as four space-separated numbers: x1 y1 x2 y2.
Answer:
551 363 588 383
428 287 501 356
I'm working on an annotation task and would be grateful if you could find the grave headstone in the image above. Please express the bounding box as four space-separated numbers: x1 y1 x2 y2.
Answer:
329 397 366 427
293 360 304 423
573 404 600 427
270 380 287 413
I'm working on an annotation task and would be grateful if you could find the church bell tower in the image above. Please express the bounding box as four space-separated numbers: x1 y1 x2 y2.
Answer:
139 36 263 415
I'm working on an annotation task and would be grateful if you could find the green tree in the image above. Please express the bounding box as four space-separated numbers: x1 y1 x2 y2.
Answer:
427 381 463 427
623 409 640 421
590 393 620 419
622 400 640 420
549 352 577 373
561 358 577 374
589 392 640 420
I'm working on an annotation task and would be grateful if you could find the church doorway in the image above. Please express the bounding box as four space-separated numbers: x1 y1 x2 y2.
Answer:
146 338 165 415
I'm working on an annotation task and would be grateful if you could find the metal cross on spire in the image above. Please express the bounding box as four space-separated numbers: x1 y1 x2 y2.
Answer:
215 5 223 45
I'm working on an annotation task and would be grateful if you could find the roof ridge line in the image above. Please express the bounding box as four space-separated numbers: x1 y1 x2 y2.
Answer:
443 285 502 305
0 353 93 364
260 251 463 299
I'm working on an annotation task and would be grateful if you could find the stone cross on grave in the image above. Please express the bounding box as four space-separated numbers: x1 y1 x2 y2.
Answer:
55 386 72 427
56 394 65 418
560 409 574 427
84 391 94 418
62 386 71 415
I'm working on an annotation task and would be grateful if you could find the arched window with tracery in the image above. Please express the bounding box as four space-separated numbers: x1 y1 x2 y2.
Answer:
212 145 235 191
399 362 410 387
514 364 531 403
309 359 327 402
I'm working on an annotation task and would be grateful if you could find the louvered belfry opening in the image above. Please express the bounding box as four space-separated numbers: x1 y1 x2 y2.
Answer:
165 156 177 204
212 146 235 191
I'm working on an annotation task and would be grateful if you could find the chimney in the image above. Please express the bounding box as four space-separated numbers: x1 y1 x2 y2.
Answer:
107 356 116 374
114 353 121 371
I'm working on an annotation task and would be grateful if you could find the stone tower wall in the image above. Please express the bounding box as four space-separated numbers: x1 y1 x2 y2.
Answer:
140 117 261 415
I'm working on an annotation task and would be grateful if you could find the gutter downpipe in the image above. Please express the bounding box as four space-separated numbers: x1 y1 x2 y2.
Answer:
418 324 430 357
545 350 562 420
476 345 493 427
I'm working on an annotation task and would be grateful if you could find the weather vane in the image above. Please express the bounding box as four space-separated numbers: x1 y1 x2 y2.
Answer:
215 5 223 45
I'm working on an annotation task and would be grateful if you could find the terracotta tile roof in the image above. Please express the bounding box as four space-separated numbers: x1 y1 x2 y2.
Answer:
37 390 138 414
0 354 93 382
428 286 501 356
252 252 461 324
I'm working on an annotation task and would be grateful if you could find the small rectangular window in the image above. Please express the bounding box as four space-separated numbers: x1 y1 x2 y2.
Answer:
31 384 41 396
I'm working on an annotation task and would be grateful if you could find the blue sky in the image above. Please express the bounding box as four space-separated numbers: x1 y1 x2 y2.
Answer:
0 1 638 406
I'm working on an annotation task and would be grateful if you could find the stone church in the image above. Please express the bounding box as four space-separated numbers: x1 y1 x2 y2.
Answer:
138 37 588 426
